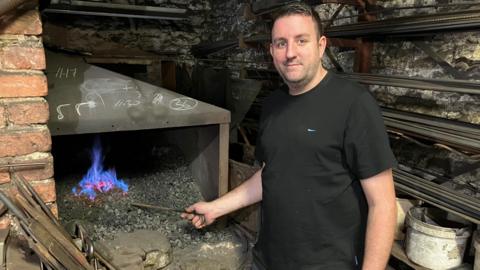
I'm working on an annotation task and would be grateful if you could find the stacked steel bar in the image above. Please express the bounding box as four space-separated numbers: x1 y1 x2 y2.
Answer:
393 168 480 224
334 72 480 153
42 0 188 20
338 71 480 223
192 6 480 56
336 72 480 95
252 0 364 15
0 174 118 270
382 108 480 153
327 8 480 37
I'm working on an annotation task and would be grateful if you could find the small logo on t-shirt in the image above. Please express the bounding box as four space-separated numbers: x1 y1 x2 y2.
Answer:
307 128 316 132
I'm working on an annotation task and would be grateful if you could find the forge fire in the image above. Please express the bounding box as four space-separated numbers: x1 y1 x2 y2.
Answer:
72 137 128 200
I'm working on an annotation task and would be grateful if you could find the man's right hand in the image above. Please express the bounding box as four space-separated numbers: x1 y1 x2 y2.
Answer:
181 201 217 229
181 167 264 229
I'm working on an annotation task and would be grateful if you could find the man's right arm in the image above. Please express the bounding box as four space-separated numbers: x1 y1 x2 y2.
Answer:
182 167 263 228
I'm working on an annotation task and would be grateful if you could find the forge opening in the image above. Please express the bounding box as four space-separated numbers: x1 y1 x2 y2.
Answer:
51 129 247 269
52 130 205 240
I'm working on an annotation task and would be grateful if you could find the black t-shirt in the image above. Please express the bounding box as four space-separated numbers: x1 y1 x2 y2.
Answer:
253 72 397 270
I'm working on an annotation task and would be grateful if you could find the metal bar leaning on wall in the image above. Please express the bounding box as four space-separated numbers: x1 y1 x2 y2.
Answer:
0 173 121 270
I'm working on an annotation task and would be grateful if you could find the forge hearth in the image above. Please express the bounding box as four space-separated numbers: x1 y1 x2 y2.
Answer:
52 133 246 269
44 50 240 269
54 136 219 244
46 50 230 203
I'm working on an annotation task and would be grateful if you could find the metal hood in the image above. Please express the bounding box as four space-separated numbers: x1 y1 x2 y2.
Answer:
45 51 230 136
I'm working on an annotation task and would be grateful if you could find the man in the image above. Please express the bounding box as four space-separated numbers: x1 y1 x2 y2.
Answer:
182 3 397 269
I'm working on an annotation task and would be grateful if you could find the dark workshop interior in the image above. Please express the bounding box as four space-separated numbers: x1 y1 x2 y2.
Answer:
0 0 479 269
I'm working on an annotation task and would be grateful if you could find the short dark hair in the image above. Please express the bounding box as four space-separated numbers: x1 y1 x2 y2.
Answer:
272 2 323 38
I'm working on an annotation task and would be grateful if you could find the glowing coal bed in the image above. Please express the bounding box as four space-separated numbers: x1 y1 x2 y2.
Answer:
53 133 235 247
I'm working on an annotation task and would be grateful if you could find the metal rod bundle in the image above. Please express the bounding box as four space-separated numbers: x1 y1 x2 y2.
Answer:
193 6 480 56
326 8 480 37
382 108 480 154
42 0 188 20
336 72 480 95
393 168 480 224
0 174 119 270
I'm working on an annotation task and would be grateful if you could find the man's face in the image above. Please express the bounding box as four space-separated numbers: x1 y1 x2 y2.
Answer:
270 15 326 90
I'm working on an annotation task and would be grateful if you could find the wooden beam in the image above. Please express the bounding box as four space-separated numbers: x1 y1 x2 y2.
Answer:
161 61 176 91
355 39 373 73
353 0 375 73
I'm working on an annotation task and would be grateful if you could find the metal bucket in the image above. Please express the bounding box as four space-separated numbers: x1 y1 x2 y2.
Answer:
405 207 472 269
395 198 417 240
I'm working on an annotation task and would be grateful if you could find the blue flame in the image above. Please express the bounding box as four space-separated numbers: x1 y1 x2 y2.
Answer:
72 137 128 200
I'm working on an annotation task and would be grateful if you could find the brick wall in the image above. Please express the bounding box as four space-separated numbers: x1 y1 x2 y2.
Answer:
0 2 56 228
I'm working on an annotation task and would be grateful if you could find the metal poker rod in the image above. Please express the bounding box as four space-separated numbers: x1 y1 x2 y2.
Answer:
131 202 186 213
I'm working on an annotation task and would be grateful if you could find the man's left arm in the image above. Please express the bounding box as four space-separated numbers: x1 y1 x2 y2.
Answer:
360 168 396 270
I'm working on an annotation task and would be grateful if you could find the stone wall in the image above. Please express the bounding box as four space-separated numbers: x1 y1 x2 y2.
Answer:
203 1 480 125
0 2 55 228
43 0 479 125
320 0 480 124
36 0 480 204
371 31 480 124
43 0 211 61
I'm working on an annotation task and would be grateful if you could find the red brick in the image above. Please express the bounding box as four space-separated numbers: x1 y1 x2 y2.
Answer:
0 9 42 35
48 202 58 218
0 127 51 158
0 216 10 230
20 164 54 182
0 105 5 128
2 178 55 205
15 155 54 182
0 71 47 98
0 46 45 70
6 98 49 125
3 152 53 182
0 156 11 184
0 172 9 184
0 186 15 229
31 178 56 203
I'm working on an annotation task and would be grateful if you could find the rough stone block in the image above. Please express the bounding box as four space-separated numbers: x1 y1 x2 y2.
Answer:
102 230 172 270
0 71 47 98
0 127 51 158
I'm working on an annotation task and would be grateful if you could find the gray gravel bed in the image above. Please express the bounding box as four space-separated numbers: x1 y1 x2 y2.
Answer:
55 144 234 249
